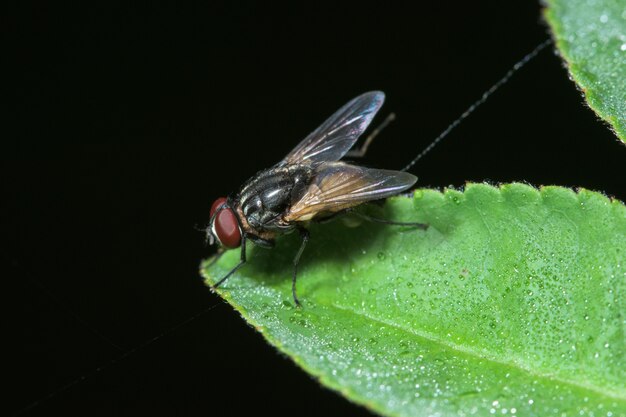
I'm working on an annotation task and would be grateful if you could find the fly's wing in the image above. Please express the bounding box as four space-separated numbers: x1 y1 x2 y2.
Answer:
284 162 417 222
279 91 385 166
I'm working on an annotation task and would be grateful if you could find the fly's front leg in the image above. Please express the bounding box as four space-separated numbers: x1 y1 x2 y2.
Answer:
212 235 247 289
292 227 310 307
354 210 428 230
345 112 396 158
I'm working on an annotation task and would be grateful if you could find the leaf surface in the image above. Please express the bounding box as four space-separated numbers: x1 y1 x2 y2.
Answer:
202 183 626 417
544 0 626 141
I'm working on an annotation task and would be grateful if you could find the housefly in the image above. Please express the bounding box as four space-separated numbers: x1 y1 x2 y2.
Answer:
206 91 427 306
11 40 554 417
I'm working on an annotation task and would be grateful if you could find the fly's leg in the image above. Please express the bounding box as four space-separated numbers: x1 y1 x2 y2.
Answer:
212 235 247 289
345 112 396 158
292 227 310 307
354 210 428 230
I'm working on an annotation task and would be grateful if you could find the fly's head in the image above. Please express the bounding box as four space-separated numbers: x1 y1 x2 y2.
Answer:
207 197 242 249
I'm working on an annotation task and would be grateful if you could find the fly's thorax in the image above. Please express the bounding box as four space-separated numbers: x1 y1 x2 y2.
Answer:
236 164 314 232
232 204 277 242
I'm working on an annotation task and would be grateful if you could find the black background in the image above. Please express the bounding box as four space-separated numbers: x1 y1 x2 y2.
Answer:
6 2 625 417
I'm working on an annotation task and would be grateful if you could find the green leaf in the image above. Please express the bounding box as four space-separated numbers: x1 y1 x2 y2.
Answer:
201 183 626 417
544 0 626 142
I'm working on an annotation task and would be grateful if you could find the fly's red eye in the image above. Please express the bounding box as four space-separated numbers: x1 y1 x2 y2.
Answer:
214 207 241 248
210 197 228 218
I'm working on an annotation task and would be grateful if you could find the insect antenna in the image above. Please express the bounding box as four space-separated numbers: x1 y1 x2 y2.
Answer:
401 38 552 173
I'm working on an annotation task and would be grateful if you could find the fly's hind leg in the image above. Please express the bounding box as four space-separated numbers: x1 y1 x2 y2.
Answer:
212 235 247 289
292 227 310 308
345 112 396 158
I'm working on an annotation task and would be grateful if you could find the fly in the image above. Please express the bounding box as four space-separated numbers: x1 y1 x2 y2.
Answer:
12 40 552 417
206 91 427 306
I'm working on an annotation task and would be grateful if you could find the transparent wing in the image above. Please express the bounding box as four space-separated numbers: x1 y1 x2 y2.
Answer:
279 91 385 166
284 162 417 222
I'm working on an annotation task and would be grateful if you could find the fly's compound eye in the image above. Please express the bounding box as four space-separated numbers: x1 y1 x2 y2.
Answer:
214 208 241 248
210 197 242 249
210 197 228 217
